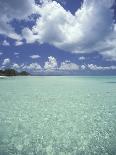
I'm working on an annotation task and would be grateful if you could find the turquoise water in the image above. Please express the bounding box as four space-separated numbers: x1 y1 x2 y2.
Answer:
0 76 116 155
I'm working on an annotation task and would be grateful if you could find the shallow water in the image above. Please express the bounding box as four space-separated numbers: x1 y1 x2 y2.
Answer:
0 76 116 155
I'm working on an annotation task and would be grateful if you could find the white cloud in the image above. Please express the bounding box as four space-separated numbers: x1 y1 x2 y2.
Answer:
2 55 116 74
14 52 20 58
88 64 116 70
0 0 116 62
14 52 19 56
59 61 79 71
30 55 40 59
0 0 36 40
0 0 116 61
44 57 79 72
22 28 38 43
2 40 10 46
93 24 116 61
9 62 42 73
23 63 42 72
22 0 116 61
15 41 23 46
81 65 86 70
44 56 58 71
102 51 116 61
79 56 85 60
0 52 3 56
2 58 11 66
12 63 20 70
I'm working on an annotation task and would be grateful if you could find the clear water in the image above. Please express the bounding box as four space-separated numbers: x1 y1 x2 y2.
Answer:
0 76 116 155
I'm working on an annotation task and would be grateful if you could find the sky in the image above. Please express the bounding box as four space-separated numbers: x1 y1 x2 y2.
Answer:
0 0 116 75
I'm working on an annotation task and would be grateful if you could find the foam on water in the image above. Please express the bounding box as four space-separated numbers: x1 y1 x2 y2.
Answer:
0 76 116 155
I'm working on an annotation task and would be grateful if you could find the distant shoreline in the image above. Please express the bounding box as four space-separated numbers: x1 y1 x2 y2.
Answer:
1 69 116 77
0 69 30 76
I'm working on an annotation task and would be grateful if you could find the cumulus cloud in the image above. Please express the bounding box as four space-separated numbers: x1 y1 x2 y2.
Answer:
2 58 11 66
59 60 79 71
91 24 116 61
2 40 10 46
102 50 116 61
43 56 80 72
1 56 116 74
79 56 85 61
22 63 42 73
22 28 39 43
10 62 42 73
44 56 58 71
22 0 116 61
81 65 86 70
0 55 82 73
30 54 40 59
0 0 116 61
15 41 23 46
14 52 20 58
88 64 116 70
0 0 36 40
12 63 20 70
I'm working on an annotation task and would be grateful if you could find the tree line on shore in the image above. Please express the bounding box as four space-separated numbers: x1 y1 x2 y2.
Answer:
0 69 30 76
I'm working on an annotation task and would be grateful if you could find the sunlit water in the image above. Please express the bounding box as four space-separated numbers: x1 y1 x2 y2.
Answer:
0 76 116 155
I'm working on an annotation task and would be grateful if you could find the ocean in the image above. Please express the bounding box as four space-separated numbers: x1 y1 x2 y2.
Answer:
0 76 116 155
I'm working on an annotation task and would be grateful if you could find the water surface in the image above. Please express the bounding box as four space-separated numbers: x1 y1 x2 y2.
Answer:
0 76 116 155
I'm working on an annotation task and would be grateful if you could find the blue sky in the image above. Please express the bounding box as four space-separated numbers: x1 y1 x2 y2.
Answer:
0 0 116 75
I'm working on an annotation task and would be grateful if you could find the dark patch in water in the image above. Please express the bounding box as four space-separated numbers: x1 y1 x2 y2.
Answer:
105 81 116 84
